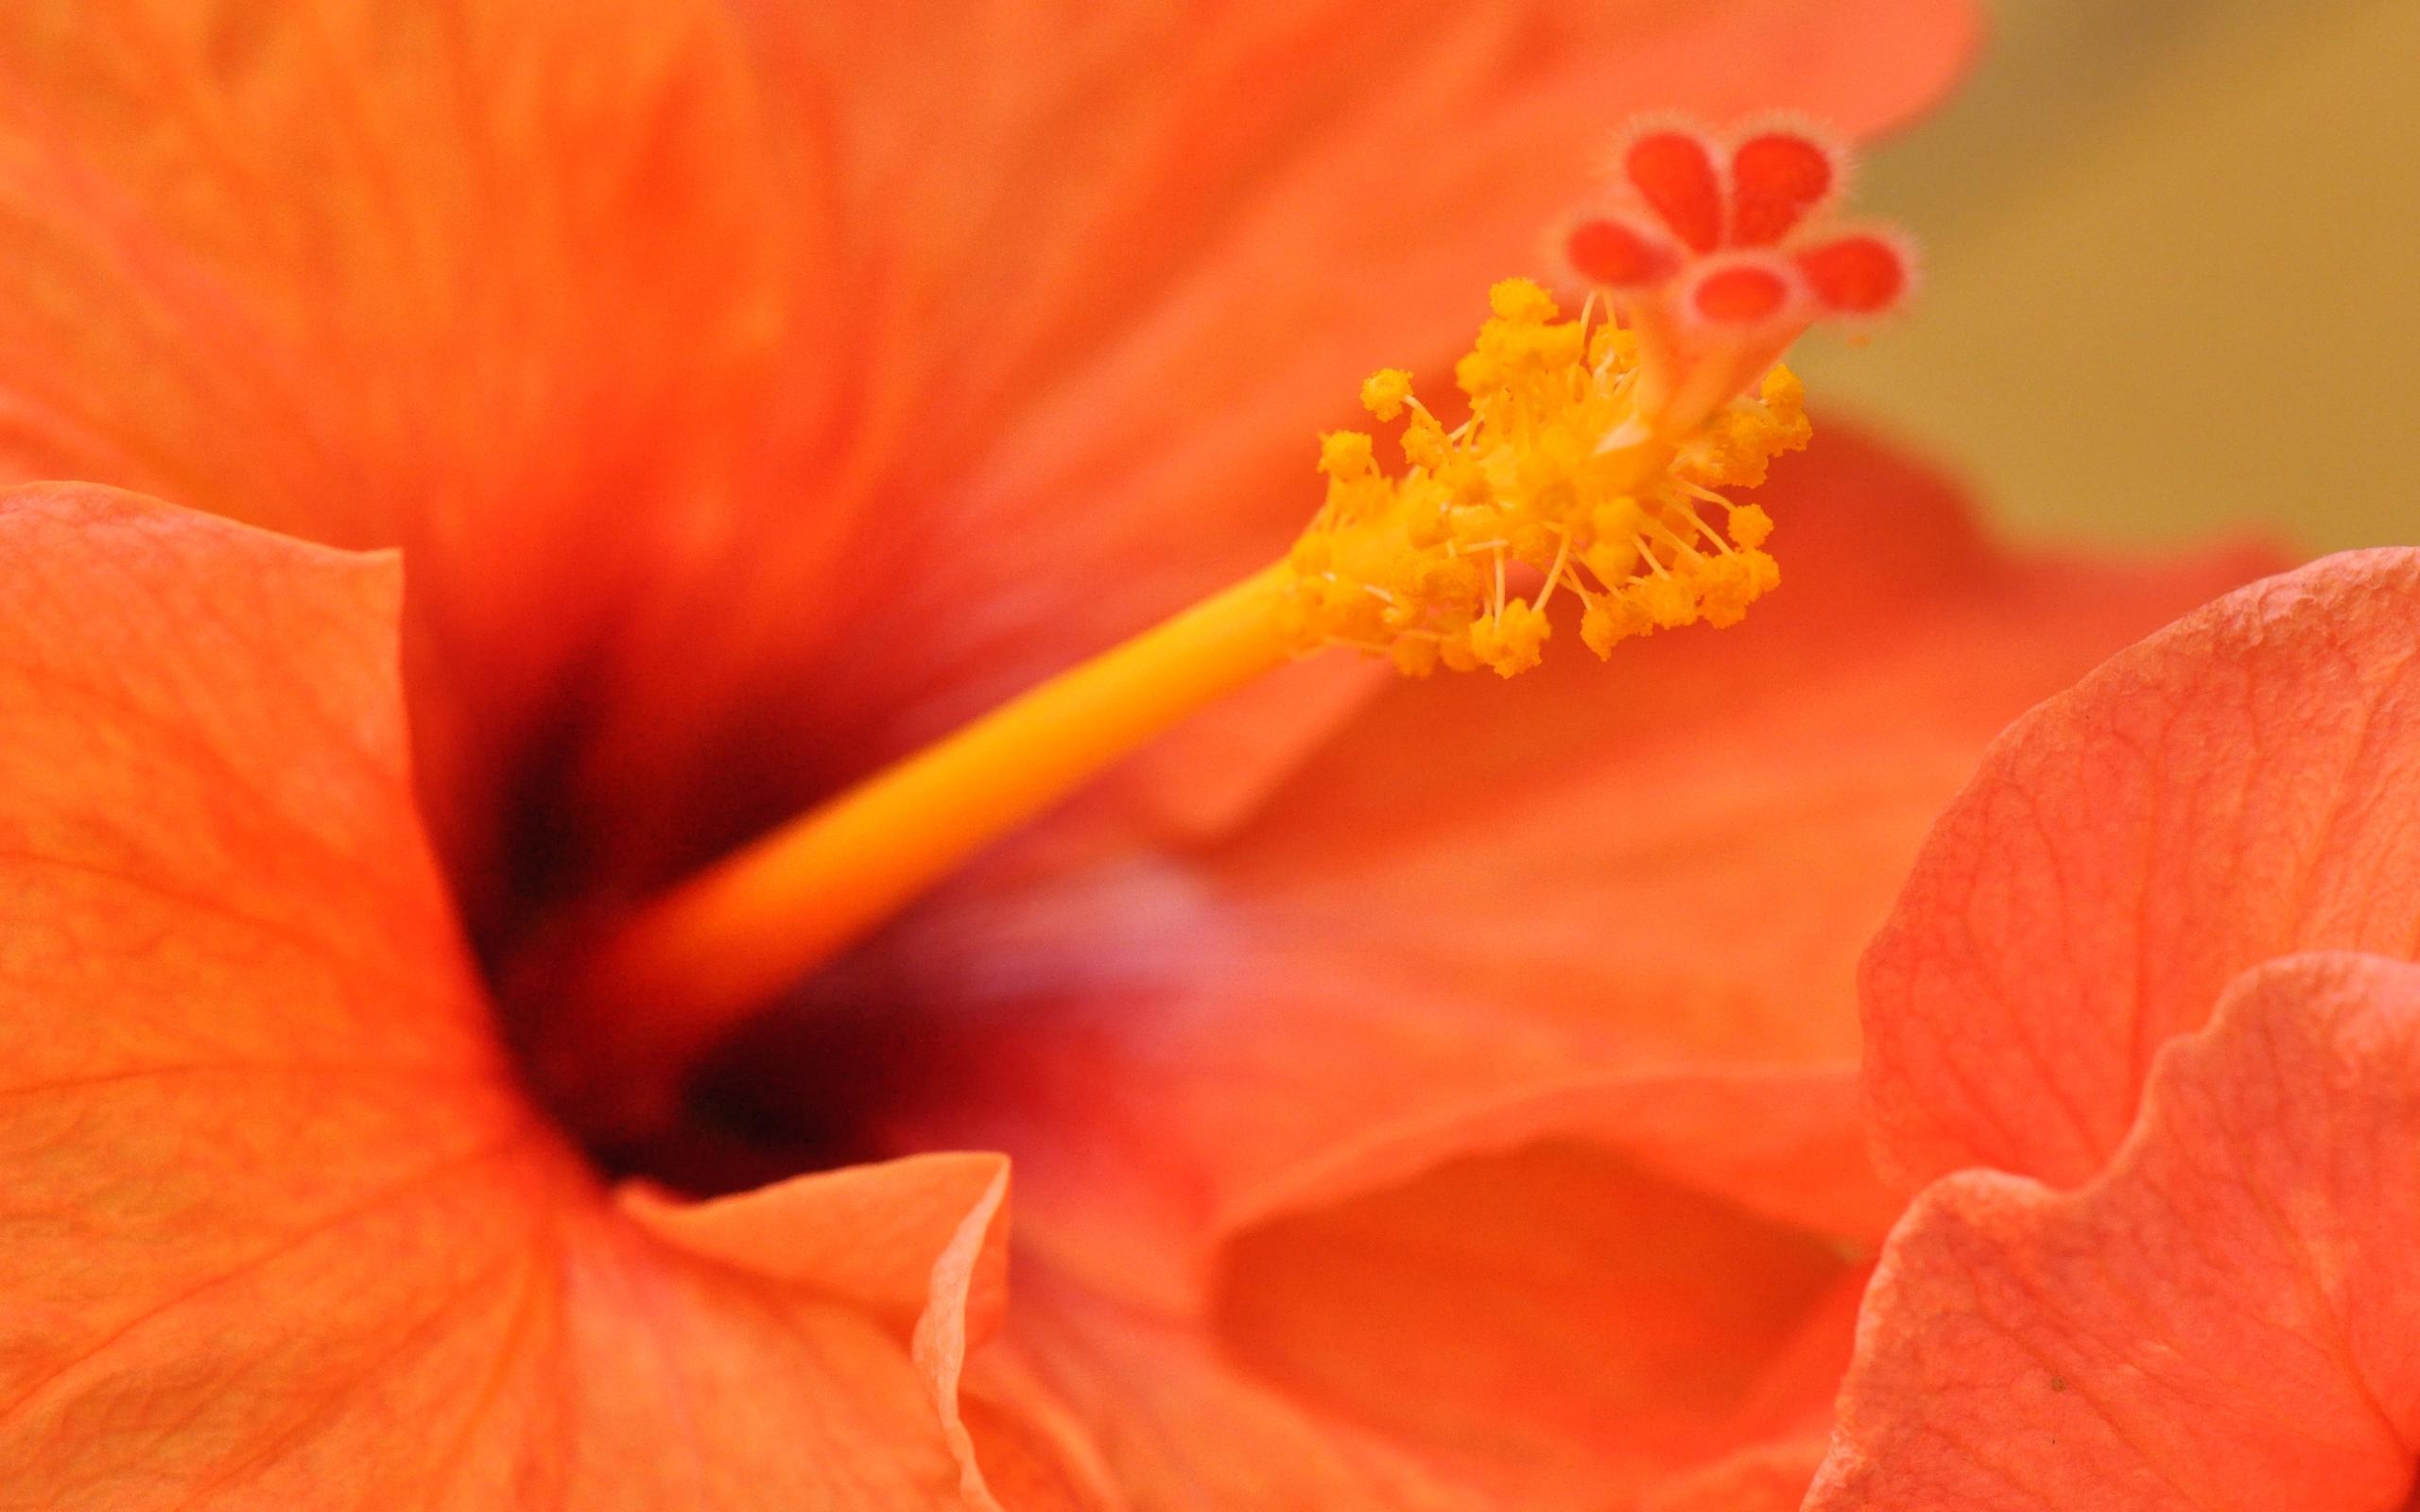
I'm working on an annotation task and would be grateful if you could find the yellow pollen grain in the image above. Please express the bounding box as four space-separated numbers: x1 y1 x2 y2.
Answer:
1359 368 1416 421
1278 278 1806 679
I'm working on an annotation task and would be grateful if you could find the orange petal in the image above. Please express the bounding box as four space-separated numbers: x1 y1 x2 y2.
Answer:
1219 1065 1898 1251
1862 548 2420 1191
999 1259 1491 1512
622 1151 1010 1345
1638 1438 1838 1512
660 0 1983 652
1813 953 2420 1510
624 1152 1017 1505
980 1080 1876 1510
1212 1115 1876 1506
0 484 976 1506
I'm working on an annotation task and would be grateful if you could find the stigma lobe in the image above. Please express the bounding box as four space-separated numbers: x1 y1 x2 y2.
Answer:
1557 118 1911 436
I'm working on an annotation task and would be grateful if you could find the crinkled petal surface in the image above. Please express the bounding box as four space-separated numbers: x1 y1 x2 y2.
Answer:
0 0 1981 929
1811 952 2420 1511
823 434 2283 1507
1861 548 2420 1191
0 485 988 1509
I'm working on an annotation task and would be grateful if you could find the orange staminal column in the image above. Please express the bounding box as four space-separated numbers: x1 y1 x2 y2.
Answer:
546 566 1296 1133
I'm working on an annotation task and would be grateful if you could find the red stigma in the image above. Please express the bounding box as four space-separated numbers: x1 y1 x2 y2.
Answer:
1565 215 1677 287
1558 116 1911 434
1687 260 1796 326
1797 232 1909 313
1730 130 1839 246
1622 129 1724 253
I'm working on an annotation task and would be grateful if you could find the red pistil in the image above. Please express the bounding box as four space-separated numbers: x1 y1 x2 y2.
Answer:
1687 259 1799 326
1796 232 1911 313
1555 118 1911 436
1623 129 1726 253
1729 129 1840 245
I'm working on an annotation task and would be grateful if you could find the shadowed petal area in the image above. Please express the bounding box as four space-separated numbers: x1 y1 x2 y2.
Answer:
0 0 1982 941
1860 548 2420 1191
1810 953 2420 1511
0 485 977 1508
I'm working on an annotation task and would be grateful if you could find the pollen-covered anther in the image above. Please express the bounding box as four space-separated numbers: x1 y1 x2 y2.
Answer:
1278 279 1802 679
1556 116 1909 439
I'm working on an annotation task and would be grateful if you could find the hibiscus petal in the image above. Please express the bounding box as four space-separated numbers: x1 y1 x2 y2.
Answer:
1219 1065 1899 1249
623 1152 1019 1506
0 484 974 1507
1862 548 2420 1190
1811 952 2420 1510
1638 1438 1838 1512
1000 1259 1494 1512
621 1151 1010 1345
956 1069 1876 1509
1211 1123 1875 1507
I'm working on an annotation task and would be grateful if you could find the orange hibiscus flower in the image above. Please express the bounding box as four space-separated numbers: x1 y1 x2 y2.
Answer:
0 2 2291 1507
1811 551 2420 1509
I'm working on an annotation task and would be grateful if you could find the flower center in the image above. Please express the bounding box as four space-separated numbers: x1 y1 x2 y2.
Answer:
524 119 1907 1147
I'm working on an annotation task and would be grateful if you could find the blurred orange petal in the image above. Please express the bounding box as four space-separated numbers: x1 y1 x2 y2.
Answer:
1002 1261 1493 1512
1861 547 2420 1191
1211 1114 1875 1506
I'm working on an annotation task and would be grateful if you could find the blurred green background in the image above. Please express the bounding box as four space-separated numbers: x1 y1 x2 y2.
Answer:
1794 0 2417 552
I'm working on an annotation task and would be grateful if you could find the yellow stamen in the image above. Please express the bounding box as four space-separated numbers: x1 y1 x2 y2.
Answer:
1278 279 1804 677
562 277 1811 1134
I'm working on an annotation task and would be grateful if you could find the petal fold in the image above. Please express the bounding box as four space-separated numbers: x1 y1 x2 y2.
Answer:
1212 1123 1872 1507
1862 548 2420 1190
1812 952 2420 1511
